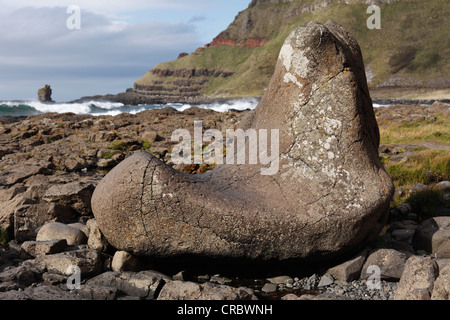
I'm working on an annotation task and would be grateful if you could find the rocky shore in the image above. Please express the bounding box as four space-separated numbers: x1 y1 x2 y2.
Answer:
69 88 236 106
0 102 449 301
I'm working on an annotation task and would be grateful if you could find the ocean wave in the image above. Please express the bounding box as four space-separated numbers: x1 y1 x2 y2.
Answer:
168 97 259 113
0 98 259 118
0 100 126 117
0 103 38 117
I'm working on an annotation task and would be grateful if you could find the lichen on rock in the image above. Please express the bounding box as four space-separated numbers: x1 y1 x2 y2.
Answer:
91 21 394 264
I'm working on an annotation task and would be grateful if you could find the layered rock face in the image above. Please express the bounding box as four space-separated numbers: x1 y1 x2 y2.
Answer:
132 68 234 104
91 21 394 263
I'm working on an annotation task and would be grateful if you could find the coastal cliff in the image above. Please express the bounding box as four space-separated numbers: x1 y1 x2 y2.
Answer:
75 0 450 104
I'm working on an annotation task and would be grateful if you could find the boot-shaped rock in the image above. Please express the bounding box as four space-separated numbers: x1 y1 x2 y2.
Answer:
92 21 394 263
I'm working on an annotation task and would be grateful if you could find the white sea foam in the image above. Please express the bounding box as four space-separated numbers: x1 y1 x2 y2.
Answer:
169 98 259 113
207 98 259 112
372 103 391 108
1 100 124 114
91 107 146 117
0 98 259 117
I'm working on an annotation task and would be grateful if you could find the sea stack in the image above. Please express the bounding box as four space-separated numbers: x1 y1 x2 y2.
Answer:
37 84 53 103
91 21 395 264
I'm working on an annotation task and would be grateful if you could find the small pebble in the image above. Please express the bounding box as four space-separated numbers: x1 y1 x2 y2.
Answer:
262 283 277 294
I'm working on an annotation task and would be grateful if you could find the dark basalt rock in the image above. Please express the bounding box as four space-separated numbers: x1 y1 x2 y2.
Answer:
37 85 53 103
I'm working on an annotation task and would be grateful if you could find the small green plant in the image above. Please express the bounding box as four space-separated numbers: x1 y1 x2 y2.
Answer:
142 139 152 152
103 152 115 160
0 228 8 247
385 150 450 187
109 140 128 152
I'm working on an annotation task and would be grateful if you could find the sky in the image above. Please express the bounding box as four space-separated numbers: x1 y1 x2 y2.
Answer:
0 0 250 102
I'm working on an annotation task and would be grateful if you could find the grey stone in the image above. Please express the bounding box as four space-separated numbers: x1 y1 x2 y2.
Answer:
0 290 31 300
141 131 162 143
394 256 439 300
308 274 318 287
14 203 77 243
36 222 87 246
436 241 450 259
68 222 89 237
361 249 409 281
157 281 257 300
436 258 450 269
267 275 293 284
281 293 301 300
0 184 27 202
91 21 394 262
436 181 450 192
43 181 95 216
86 219 109 251
80 283 118 300
318 274 334 288
326 249 367 284
89 131 117 143
0 195 36 236
0 265 37 287
83 270 170 300
111 251 143 272
413 217 450 257
118 271 169 299
172 270 186 281
210 274 232 285
396 203 412 215
261 283 277 293
22 285 81 300
26 248 103 277
0 165 48 187
21 239 68 257
431 262 450 300
42 272 67 286
409 183 428 194
392 229 415 242
298 294 316 300
97 158 117 169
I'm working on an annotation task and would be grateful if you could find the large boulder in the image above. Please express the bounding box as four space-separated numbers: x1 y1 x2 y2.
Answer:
91 21 394 263
36 222 87 246
394 256 439 300
431 262 450 300
413 217 450 258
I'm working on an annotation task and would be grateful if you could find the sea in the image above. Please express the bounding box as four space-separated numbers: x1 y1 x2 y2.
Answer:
0 97 399 118
0 98 261 118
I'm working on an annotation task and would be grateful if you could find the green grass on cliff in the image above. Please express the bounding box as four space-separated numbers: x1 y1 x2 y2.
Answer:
386 150 450 187
379 110 450 188
135 0 450 99
380 114 450 144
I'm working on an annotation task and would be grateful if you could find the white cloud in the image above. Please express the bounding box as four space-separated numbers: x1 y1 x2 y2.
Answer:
0 6 203 101
0 0 211 15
